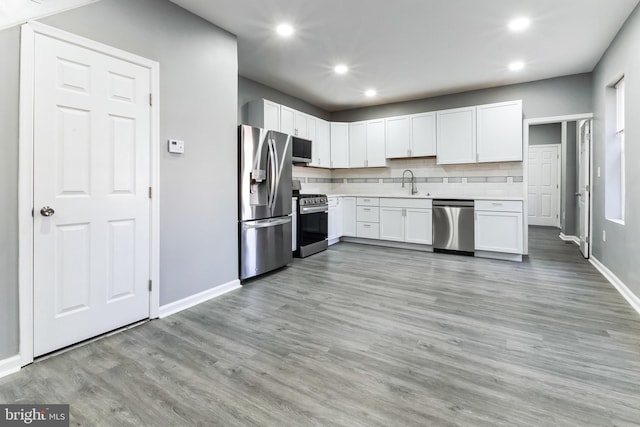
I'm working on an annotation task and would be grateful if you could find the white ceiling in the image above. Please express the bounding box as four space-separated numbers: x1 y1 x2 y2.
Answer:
0 0 98 31
171 0 639 112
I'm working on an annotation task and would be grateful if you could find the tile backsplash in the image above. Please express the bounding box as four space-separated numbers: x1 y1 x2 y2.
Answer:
294 157 524 197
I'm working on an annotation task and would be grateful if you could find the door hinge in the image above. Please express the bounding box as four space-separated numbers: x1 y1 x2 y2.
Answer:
31 208 34 217
148 279 152 292
586 184 590 192
148 187 152 199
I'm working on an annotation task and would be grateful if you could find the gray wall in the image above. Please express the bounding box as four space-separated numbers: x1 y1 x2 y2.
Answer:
529 123 562 146
331 74 593 122
0 26 20 361
592 4 640 294
0 0 238 359
238 76 331 124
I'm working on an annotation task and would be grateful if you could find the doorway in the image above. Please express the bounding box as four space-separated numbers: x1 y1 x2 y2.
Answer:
523 114 593 256
19 22 161 364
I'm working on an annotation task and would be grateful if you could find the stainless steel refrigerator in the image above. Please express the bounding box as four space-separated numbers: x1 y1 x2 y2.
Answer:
238 125 293 280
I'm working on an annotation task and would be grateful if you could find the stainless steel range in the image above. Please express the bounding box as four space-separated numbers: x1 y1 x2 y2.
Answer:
295 194 328 258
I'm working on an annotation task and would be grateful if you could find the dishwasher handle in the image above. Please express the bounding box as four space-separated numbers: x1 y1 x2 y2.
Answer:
433 199 474 207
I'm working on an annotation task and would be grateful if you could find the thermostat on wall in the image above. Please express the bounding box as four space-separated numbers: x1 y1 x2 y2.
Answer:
168 139 185 154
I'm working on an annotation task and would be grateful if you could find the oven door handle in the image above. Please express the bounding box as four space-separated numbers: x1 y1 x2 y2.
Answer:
300 206 329 215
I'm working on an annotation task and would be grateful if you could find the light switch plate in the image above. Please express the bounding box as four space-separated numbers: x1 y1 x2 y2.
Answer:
168 139 185 154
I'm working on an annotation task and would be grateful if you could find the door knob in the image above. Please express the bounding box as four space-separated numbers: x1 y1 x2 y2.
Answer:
40 206 55 217
575 193 582 197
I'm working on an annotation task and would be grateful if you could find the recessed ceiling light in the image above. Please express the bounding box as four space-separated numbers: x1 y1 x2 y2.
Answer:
509 17 530 32
334 64 348 75
509 61 525 71
276 23 294 37
365 89 377 97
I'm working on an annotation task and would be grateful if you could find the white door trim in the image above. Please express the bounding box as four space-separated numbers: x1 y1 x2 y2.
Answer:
18 21 160 368
523 113 593 255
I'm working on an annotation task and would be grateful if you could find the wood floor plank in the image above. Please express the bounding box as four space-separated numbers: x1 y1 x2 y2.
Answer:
1 226 639 426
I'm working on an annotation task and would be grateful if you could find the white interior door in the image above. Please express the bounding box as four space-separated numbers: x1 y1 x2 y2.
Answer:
527 145 560 227
578 120 592 258
33 32 151 356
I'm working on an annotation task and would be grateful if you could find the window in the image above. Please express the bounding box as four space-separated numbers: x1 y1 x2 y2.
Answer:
605 77 625 223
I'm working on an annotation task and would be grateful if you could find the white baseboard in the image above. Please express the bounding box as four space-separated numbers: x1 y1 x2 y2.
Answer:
158 279 241 318
590 256 640 316
0 354 21 379
559 233 580 245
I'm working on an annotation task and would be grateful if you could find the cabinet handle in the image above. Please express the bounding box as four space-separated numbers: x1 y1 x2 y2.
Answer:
365 160 368 167
407 149 411 157
364 224 371 228
476 153 479 162
331 160 334 168
364 199 370 202
364 208 371 211
491 202 503 206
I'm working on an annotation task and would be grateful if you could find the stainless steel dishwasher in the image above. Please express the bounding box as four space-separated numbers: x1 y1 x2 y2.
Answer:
432 199 475 255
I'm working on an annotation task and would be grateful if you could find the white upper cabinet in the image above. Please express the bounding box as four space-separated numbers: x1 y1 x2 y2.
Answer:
349 121 367 168
294 110 309 138
476 100 523 162
436 106 477 164
330 122 349 168
366 119 386 167
311 118 331 168
280 105 295 136
350 119 386 168
410 112 437 157
385 116 411 158
386 112 436 159
247 99 281 131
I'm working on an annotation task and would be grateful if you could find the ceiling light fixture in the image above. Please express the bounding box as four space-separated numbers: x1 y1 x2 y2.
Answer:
276 23 294 37
508 17 530 32
365 89 377 97
334 64 348 75
509 61 525 71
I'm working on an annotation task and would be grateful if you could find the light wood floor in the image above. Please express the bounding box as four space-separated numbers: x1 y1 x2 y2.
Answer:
2 227 640 426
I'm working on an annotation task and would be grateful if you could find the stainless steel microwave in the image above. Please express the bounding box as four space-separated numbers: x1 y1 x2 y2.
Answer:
291 136 312 164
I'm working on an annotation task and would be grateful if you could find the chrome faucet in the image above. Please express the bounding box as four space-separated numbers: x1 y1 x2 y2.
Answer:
402 169 418 195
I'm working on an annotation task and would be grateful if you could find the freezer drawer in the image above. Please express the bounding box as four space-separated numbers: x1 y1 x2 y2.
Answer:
240 216 292 280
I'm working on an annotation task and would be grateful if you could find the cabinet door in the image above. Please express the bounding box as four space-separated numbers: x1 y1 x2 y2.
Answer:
328 205 338 241
342 197 357 237
335 198 343 237
263 100 281 131
475 211 523 254
313 119 331 168
366 119 386 167
411 112 436 157
330 122 349 168
436 106 476 164
349 122 367 168
379 207 405 242
386 116 410 158
405 208 432 245
477 100 522 162
295 110 309 138
280 105 295 136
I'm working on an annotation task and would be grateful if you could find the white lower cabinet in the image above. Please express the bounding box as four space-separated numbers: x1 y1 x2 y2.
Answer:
342 197 357 237
474 200 523 254
379 198 432 245
328 197 343 245
356 197 380 239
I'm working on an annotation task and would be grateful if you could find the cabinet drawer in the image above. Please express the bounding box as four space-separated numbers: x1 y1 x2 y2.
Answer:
357 222 380 239
357 197 379 206
357 206 379 222
380 198 432 209
475 200 522 213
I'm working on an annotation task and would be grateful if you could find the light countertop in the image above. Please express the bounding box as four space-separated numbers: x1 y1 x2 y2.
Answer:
325 194 524 201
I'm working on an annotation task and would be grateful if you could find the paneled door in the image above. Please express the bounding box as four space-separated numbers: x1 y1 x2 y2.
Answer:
33 32 151 356
528 145 560 227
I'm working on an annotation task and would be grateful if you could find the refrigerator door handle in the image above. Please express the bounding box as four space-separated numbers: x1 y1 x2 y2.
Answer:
267 137 277 214
242 216 292 229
